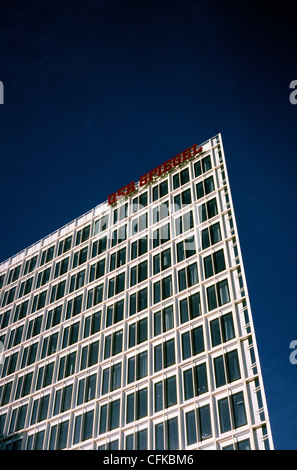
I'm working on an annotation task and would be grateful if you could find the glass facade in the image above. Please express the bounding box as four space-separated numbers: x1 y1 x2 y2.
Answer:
0 134 273 450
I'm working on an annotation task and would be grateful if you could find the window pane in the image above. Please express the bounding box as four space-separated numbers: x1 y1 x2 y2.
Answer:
182 332 191 360
167 417 178 450
184 369 194 400
201 228 210 249
164 339 175 367
210 222 221 244
198 405 212 440
186 411 197 445
231 392 247 428
218 280 230 306
222 313 235 342
204 255 213 278
195 363 208 395
178 269 186 291
218 397 231 433
214 249 226 273
210 318 222 347
155 423 164 450
226 350 241 383
180 298 188 324
162 276 172 299
155 381 163 412
192 326 204 355
166 376 177 407
207 285 217 311
214 356 226 387
109 400 120 430
154 311 161 336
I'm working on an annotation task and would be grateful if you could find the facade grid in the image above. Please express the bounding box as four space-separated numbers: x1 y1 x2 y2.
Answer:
0 134 274 450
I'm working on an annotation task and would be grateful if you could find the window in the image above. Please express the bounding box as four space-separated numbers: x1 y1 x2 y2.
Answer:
201 222 222 250
113 203 128 224
132 192 148 213
126 388 148 423
154 375 177 412
218 391 247 433
154 305 174 336
80 341 99 370
49 420 69 450
153 248 171 275
72 246 88 268
196 175 215 199
214 349 241 387
154 338 175 372
82 311 101 339
132 212 148 235
101 364 122 394
173 188 192 212
104 330 123 359
181 325 204 359
173 167 189 189
155 416 179 450
125 429 148 450
86 285 103 309
66 293 83 318
152 180 168 201
58 236 72 256
54 257 69 278
62 322 80 349
203 249 226 279
111 224 127 247
179 292 201 323
73 409 94 444
153 200 169 224
130 260 148 286
89 259 105 281
206 279 230 311
45 305 62 330
36 362 54 390
18 277 33 298
194 154 212 177
183 363 208 400
7 265 22 284
175 210 193 236
24 255 38 275
128 317 148 347
108 272 125 297
176 236 196 262
75 225 90 245
91 236 107 258
110 248 126 271
105 300 124 327
178 262 198 291
36 267 51 287
210 312 235 347
152 223 170 248
198 197 218 223
94 215 108 235
49 280 66 303
127 351 148 383
131 235 148 259
99 399 121 433
69 269 86 293
129 288 147 315
185 404 212 445
153 275 173 304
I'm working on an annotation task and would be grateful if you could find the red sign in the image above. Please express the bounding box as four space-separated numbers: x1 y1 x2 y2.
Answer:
108 144 203 205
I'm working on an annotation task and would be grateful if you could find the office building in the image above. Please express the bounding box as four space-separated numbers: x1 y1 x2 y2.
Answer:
0 134 274 450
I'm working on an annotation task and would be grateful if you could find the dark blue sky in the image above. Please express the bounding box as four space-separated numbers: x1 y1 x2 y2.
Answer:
0 0 296 450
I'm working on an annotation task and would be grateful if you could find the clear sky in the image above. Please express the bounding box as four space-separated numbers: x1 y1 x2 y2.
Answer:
0 0 296 450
